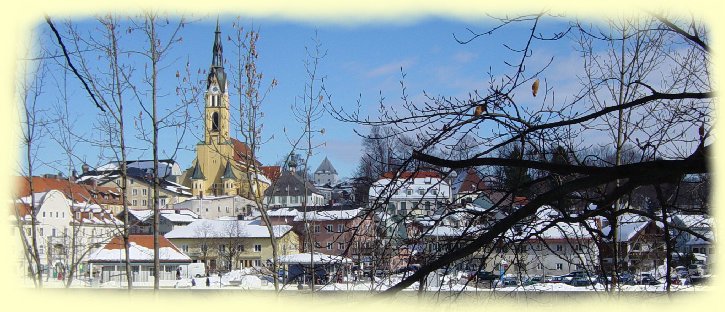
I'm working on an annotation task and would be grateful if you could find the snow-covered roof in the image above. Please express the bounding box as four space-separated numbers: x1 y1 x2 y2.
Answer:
277 252 352 264
164 219 292 239
257 207 364 221
160 209 199 223
369 175 451 200
253 172 271 185
128 209 154 222
428 225 472 237
674 214 712 229
503 216 596 242
686 231 714 246
601 214 662 242
96 159 182 177
295 208 363 222
88 235 190 263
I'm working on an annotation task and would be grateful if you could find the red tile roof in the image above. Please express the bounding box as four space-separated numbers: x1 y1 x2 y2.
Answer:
103 235 179 251
231 138 262 167
458 168 488 193
260 166 282 182
15 176 122 206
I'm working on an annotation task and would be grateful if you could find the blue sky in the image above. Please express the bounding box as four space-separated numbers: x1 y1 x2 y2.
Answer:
28 14 580 179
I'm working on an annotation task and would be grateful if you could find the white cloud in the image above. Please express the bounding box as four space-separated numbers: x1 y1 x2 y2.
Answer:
365 58 417 78
452 51 477 64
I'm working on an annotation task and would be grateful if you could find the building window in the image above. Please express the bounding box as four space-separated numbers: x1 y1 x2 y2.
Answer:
253 260 261 267
337 224 344 233
39 228 44 236
132 189 138 196
417 188 425 195
237 244 244 252
142 189 147 196
537 263 544 270
42 212 45 217
314 225 320 233
212 112 219 131
432 189 438 195
556 245 563 252
338 242 344 250
201 244 208 252
160 198 166 206
132 200 138 206
556 263 563 270
326 225 333 233
254 244 262 252
181 245 188 253
226 207 229 213
633 243 641 251
142 200 147 207
406 189 413 196
326 242 333 250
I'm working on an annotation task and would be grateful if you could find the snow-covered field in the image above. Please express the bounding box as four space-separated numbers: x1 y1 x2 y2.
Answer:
23 271 710 294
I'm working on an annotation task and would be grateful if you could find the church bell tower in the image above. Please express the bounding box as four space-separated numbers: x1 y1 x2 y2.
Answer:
205 20 230 145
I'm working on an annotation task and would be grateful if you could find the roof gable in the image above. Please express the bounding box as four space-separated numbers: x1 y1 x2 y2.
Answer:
315 157 337 174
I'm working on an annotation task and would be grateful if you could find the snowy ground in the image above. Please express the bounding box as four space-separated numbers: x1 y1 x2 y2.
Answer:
19 271 710 294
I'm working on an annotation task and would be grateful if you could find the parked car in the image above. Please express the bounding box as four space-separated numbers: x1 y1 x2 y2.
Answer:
545 275 566 283
675 266 688 277
394 265 419 275
178 263 206 278
569 277 593 287
494 277 519 287
639 275 660 285
568 271 588 278
688 264 707 277
476 271 496 281
523 275 544 285
617 272 634 284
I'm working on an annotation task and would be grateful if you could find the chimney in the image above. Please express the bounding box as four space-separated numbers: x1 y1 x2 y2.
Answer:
81 164 90 174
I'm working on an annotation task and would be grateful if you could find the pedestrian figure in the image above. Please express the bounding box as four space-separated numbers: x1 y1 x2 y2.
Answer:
176 268 181 280
206 276 210 287
192 278 196 287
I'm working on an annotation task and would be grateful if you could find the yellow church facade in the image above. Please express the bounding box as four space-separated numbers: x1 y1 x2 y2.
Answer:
180 23 270 199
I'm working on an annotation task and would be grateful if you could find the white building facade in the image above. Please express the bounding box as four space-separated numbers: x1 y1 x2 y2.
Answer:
369 172 451 217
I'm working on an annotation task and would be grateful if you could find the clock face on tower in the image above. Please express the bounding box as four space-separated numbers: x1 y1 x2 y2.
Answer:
211 86 220 94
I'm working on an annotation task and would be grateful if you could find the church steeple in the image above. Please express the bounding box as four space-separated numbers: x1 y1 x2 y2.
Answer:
207 18 227 93
211 19 224 70
205 21 230 145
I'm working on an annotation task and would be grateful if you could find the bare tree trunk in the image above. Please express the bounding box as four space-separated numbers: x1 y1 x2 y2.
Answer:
146 15 161 291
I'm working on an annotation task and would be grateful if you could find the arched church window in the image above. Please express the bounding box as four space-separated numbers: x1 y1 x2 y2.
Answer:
212 112 219 132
